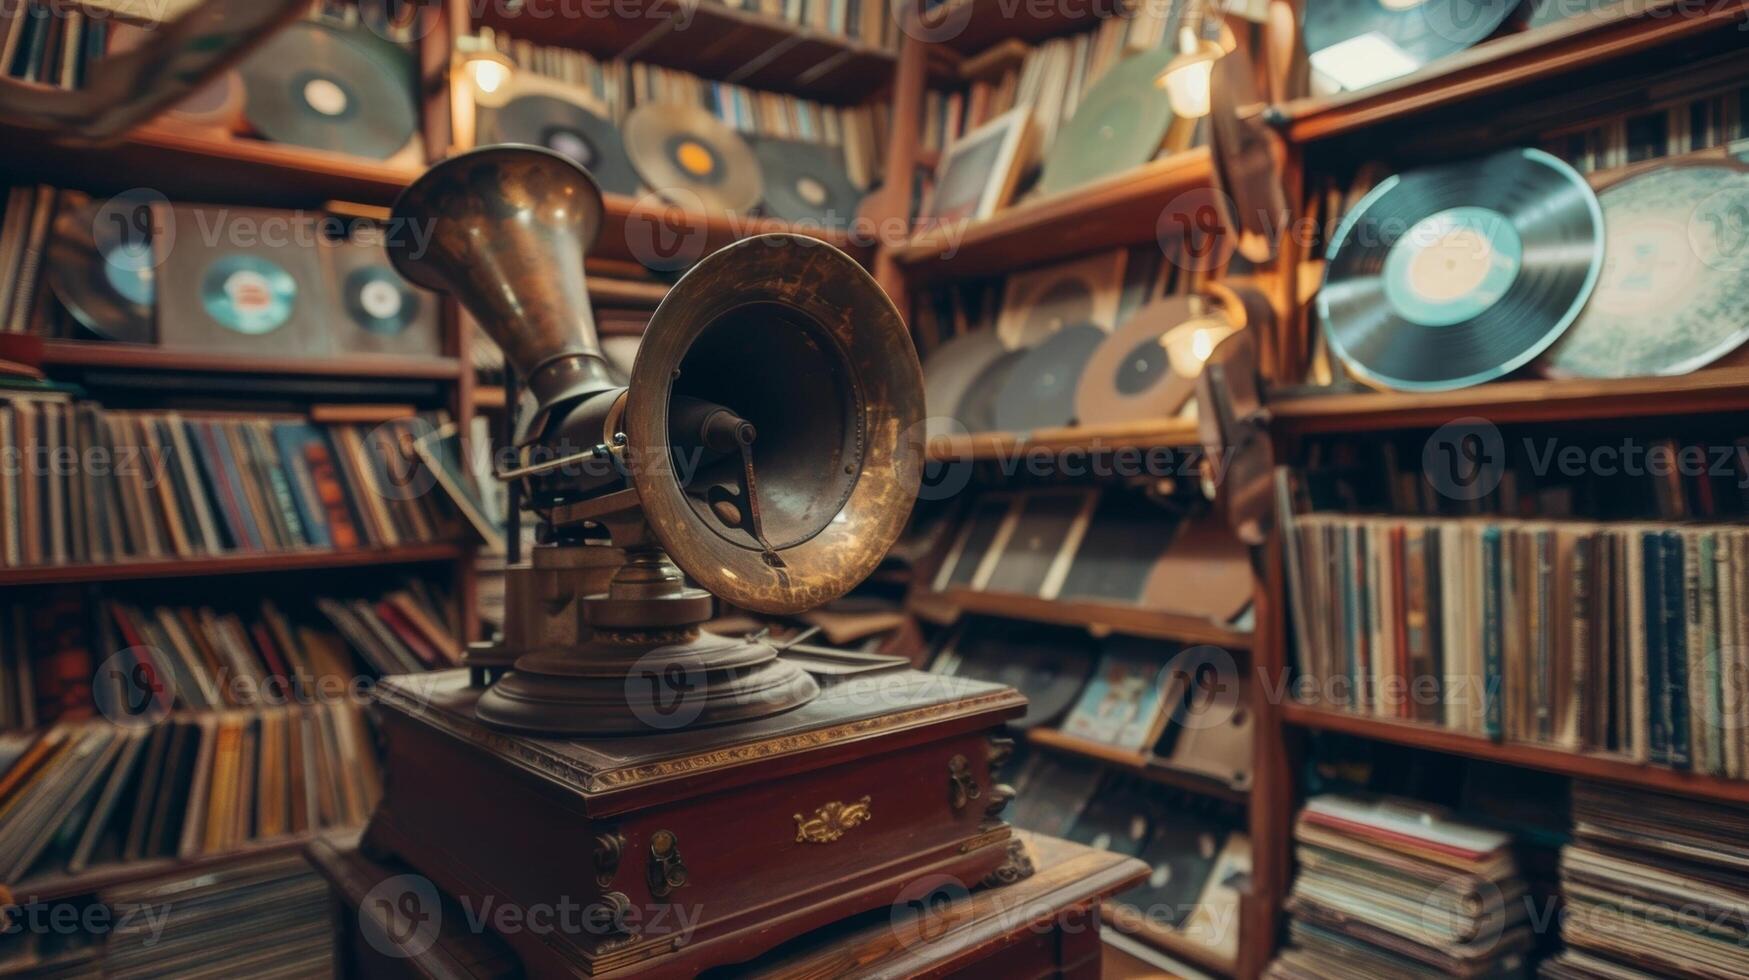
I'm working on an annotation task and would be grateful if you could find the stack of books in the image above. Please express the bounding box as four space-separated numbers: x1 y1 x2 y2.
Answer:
1268 794 1535 978
1541 782 1749 978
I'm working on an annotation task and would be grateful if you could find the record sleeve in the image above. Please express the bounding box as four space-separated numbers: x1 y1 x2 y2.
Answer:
155 204 328 357
982 489 1096 597
320 227 440 357
996 250 1127 349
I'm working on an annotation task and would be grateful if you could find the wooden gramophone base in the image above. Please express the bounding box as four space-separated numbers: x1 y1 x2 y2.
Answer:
363 669 1031 978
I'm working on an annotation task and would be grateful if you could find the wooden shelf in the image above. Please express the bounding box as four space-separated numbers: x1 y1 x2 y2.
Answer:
927 418 1201 462
895 148 1212 282
1283 702 1749 806
1102 908 1240 980
938 586 1253 649
1272 0 1749 143
13 832 333 903
473 0 896 104
0 544 465 587
1269 367 1749 435
1027 728 1251 805
1 122 422 206
31 340 463 380
923 0 1123 56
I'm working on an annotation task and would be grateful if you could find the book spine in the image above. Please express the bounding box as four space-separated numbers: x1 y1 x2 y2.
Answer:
1481 526 1503 743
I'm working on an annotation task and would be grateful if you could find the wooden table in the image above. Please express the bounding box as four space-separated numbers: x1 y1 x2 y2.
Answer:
310 831 1149 979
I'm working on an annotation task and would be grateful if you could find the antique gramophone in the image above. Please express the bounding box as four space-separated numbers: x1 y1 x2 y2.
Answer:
361 146 1029 976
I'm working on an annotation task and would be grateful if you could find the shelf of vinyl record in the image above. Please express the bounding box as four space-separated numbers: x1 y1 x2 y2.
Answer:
1027 726 1251 805
1277 505 1749 806
0 403 467 583
0 579 462 897
1270 0 1749 143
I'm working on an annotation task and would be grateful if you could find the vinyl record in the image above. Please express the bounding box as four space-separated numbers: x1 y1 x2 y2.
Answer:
996 251 1126 349
239 22 417 160
1541 162 1749 378
955 349 1025 433
200 255 298 335
922 330 1007 437
623 103 762 215
750 136 863 225
1319 147 1603 391
1035 45 1179 199
47 201 155 344
1075 297 1235 426
323 231 440 357
481 92 641 197
993 323 1108 431
1302 0 1521 80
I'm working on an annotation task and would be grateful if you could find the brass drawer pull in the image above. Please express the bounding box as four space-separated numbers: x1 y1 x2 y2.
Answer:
793 796 873 844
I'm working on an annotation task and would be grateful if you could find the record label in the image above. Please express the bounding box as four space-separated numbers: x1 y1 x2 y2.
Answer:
345 266 416 335
1381 207 1522 326
300 75 354 118
202 256 297 335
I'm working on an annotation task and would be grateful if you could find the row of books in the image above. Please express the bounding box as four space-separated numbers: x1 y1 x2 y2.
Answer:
1543 782 1749 979
1267 794 1534 978
703 0 900 48
0 700 379 886
1540 73 1749 175
1005 754 1247 967
481 29 891 189
0 395 457 567
919 6 1180 158
1 0 109 91
1 580 456 731
1281 512 1749 779
0 184 54 334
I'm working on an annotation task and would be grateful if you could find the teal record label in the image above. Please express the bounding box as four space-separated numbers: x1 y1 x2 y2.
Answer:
201 255 297 335
101 242 155 308
1382 206 1522 327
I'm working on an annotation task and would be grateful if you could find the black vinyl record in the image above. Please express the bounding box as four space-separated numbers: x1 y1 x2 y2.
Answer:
954 349 1025 433
1319 147 1602 391
992 323 1107 430
750 136 863 225
922 330 1006 436
47 201 155 344
482 94 641 197
946 621 1095 729
239 22 417 160
1302 0 1521 75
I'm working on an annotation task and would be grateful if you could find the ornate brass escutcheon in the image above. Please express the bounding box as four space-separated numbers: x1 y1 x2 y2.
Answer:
948 754 981 810
647 830 688 898
793 796 873 843
593 831 624 888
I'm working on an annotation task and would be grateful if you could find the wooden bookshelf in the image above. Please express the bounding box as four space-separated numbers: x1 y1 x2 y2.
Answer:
1272 0 1749 143
1283 702 1749 807
937 586 1253 649
12 832 333 903
472 0 896 103
589 191 863 266
927 418 1202 462
895 148 1213 282
0 544 466 587
1270 367 1749 434
1102 908 1240 980
34 340 464 381
1027 727 1251 805
0 122 423 207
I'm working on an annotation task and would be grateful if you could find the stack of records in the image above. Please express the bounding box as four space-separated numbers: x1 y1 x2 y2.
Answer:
100 852 333 978
1541 782 1749 979
1268 794 1534 978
